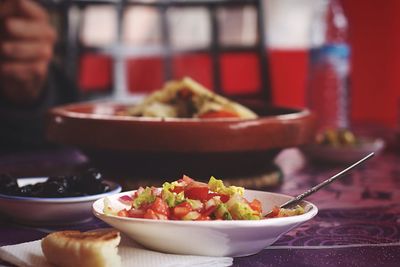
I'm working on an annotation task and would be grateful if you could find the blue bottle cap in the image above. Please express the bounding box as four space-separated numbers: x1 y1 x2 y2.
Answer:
320 44 350 58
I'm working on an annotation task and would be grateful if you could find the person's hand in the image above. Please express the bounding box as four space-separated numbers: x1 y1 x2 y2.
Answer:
0 0 57 105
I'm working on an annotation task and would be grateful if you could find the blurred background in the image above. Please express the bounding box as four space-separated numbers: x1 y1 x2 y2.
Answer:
45 0 399 129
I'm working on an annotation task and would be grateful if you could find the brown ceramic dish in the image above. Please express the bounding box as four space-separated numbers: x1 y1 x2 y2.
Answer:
46 102 316 180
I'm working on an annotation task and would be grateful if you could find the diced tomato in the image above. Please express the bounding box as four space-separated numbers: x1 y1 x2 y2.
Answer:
138 202 152 211
150 197 170 216
127 208 146 218
265 206 280 218
202 205 217 217
144 209 159 220
173 202 192 219
249 199 262 213
170 185 184 194
184 181 209 201
198 110 240 119
207 193 230 203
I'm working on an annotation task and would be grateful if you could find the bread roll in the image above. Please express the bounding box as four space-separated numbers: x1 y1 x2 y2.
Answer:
41 229 121 267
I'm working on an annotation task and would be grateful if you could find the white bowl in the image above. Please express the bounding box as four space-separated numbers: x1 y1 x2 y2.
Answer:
0 177 121 225
93 190 318 257
302 137 385 164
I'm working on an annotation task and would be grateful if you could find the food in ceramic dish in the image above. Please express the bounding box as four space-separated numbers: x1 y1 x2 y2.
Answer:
47 101 316 177
125 77 258 119
303 128 385 164
93 185 317 257
0 178 121 225
42 229 121 267
316 128 359 147
104 175 305 221
0 168 110 198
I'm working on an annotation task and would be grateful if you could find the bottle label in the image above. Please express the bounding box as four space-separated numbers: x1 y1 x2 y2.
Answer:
311 44 350 63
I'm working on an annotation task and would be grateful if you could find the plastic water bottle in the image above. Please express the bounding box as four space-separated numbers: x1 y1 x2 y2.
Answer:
307 0 350 132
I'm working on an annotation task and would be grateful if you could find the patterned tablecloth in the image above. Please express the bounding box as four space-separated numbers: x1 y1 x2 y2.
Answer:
0 146 399 267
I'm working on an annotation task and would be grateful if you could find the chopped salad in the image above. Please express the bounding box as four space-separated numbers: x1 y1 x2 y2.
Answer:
104 175 305 221
125 77 258 119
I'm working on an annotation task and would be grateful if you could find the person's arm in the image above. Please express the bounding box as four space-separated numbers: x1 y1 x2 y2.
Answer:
0 0 79 150
0 0 57 105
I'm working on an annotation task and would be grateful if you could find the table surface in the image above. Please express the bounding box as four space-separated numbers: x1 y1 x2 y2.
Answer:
0 140 399 267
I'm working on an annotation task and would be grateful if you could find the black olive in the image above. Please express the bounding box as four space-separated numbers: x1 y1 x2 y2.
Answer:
0 173 19 194
78 168 105 194
82 168 102 184
30 182 45 197
43 181 67 197
0 169 109 198
65 175 81 191
47 176 69 189
19 184 33 196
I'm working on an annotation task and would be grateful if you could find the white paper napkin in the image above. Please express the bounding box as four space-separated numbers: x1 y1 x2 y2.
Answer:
0 235 233 267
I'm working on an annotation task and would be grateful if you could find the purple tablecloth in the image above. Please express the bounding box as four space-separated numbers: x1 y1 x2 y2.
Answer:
0 146 399 267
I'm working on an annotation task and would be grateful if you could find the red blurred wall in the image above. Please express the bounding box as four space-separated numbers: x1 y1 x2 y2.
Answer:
343 0 400 128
